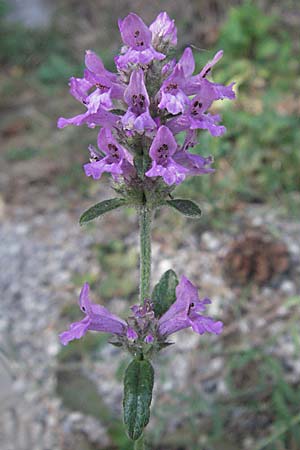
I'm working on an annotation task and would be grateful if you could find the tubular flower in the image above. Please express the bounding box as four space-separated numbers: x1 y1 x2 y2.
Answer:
149 11 177 49
59 283 127 346
145 125 188 185
122 68 157 133
84 128 135 180
115 13 165 69
158 276 223 337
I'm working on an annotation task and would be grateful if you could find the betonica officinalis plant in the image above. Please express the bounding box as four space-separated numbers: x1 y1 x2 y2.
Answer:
58 11 235 449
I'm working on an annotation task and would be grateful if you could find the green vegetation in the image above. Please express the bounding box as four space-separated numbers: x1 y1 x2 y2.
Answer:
94 239 139 300
177 1 300 220
0 1 80 82
5 146 39 161
56 368 132 449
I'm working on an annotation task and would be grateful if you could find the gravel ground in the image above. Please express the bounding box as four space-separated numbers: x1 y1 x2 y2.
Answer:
0 195 101 450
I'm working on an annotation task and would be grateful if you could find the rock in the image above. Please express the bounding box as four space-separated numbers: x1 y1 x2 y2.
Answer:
223 228 290 286
201 231 221 251
279 280 296 295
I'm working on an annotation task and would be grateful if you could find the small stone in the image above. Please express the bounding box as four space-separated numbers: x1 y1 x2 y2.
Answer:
252 216 263 226
210 357 223 372
280 280 295 295
201 232 220 251
217 379 228 395
203 379 217 393
15 223 29 235
244 437 255 449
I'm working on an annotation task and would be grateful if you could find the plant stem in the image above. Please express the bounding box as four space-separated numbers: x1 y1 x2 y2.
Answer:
139 206 152 304
134 434 145 450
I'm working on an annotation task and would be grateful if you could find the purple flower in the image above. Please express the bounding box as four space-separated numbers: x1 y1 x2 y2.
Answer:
145 125 188 185
127 327 138 341
115 13 165 69
149 12 177 48
161 58 177 77
122 68 157 133
167 102 226 137
159 47 234 134
84 50 117 83
157 47 195 115
178 46 195 78
57 106 119 130
158 276 223 337
84 50 125 99
57 50 124 130
84 128 135 180
184 49 235 100
173 151 214 176
59 283 127 346
144 334 154 344
131 299 154 319
158 65 189 115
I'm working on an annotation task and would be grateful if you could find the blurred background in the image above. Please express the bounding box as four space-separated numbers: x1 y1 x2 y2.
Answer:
0 0 300 449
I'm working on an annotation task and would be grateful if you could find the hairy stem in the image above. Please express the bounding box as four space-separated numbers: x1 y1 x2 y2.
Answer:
139 206 152 303
134 434 145 450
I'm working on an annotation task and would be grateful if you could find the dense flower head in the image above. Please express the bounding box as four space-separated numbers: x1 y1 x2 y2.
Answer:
59 277 222 353
57 11 235 192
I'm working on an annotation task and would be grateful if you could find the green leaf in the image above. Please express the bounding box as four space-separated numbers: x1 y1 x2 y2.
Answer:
152 269 179 318
166 199 202 218
123 359 154 441
80 198 126 225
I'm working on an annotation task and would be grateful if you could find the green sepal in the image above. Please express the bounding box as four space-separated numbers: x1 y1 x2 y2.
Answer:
152 269 179 318
109 108 125 116
166 199 202 218
123 359 154 441
108 340 123 347
133 155 144 179
79 198 126 225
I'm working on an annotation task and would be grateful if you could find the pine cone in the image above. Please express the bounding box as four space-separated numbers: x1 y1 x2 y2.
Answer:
223 229 290 286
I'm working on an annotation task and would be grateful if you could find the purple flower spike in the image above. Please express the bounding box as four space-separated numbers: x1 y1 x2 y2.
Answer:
84 128 135 180
57 13 236 190
122 68 157 133
149 12 177 48
158 276 223 337
59 283 127 346
115 13 165 69
145 125 188 185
